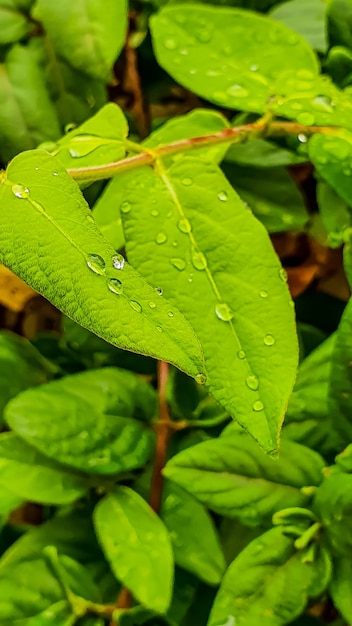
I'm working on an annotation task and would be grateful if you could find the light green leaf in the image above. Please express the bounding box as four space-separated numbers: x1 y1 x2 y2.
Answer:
0 1 33 45
313 469 352 556
329 557 352 622
270 0 327 52
0 331 55 426
309 133 352 206
0 150 205 379
92 177 125 250
0 486 22 522
225 138 304 168
34 0 127 80
0 433 87 504
163 430 324 526
12 601 73 626
120 156 298 451
317 180 351 248
94 487 173 613
222 162 309 233
5 369 155 475
207 527 328 626
161 481 226 585
0 44 61 163
150 4 318 114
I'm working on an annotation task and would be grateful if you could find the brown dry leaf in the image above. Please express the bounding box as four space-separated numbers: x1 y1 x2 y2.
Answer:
0 265 35 312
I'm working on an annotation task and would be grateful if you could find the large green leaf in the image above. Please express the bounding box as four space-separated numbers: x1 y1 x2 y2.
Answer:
5 369 155 475
150 4 318 114
313 469 352 556
207 528 330 626
0 433 87 504
163 430 324 526
34 0 127 80
94 487 173 613
329 557 352 622
120 156 298 451
0 0 33 45
269 0 327 52
0 150 205 379
0 44 61 163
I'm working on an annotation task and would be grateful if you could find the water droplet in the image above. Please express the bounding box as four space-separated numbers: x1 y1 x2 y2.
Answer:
164 38 177 50
172 240 178 247
155 287 163 296
108 278 123 295
253 400 264 412
182 177 193 186
65 122 76 132
195 373 207 385
35 167 39 171
179 48 189 56
87 254 105 275
120 201 131 214
69 149 80 158
188 272 193 283
218 191 228 202
264 334 275 346
189 68 197 75
12 183 29 199
149 301 156 309
312 95 334 113
156 326 162 332
171 257 186 271
196 30 211 43
246 375 259 391
206 69 221 77
155 231 167 244
191 248 207 271
279 267 288 282
227 84 249 98
112 253 125 270
297 112 315 125
130 300 142 313
151 209 159 217
178 218 192 233
298 134 307 143
237 350 246 359
259 290 268 298
53 171 59 176
250 64 258 72
86 214 94 223
167 311 174 318
215 302 233 321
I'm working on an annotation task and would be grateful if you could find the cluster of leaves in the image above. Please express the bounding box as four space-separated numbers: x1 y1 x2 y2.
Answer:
1 0 352 625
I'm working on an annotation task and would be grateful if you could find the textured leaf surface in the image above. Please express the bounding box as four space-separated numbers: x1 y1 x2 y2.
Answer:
330 557 352 622
34 0 127 80
309 133 352 206
120 156 298 451
5 369 155 475
270 0 327 52
164 430 324 525
0 150 205 379
207 528 329 626
161 481 226 584
313 469 352 555
94 488 173 613
0 433 86 504
150 4 318 114
0 44 61 162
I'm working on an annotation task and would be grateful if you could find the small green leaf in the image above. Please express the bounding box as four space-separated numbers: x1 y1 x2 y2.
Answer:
0 2 33 45
269 0 327 52
150 4 318 114
34 0 128 80
5 368 155 475
329 557 352 622
0 44 61 162
0 433 87 504
161 481 226 585
0 150 205 379
207 528 328 626
313 469 352 556
317 181 351 248
163 430 324 526
93 487 174 613
309 133 352 206
120 156 298 451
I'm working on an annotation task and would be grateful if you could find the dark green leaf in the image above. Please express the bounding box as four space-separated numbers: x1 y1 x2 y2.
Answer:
94 487 174 613
317 180 351 248
0 150 205 379
313 469 352 556
0 1 33 45
327 0 352 50
164 430 324 526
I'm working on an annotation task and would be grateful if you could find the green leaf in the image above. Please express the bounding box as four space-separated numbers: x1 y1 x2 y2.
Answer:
5 368 155 475
0 44 61 163
0 1 33 45
93 487 174 613
0 331 55 426
0 150 205 379
92 178 125 250
329 557 352 622
150 4 318 114
120 156 298 452
327 0 352 50
12 601 73 625
269 0 327 52
161 481 226 585
225 138 304 168
325 46 352 88
0 487 22 523
34 0 128 80
222 163 309 233
207 527 329 626
313 469 352 556
328 298 352 443
317 180 351 248
163 430 324 526
0 433 87 504
309 133 352 206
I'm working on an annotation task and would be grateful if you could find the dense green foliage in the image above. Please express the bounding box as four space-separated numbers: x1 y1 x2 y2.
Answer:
0 0 352 624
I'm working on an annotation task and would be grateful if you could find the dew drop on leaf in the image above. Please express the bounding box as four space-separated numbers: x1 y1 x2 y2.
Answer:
120 201 131 214
246 375 259 391
237 350 246 359
155 232 168 244
279 267 288 282
226 84 248 98
191 248 207 271
297 134 307 143
129 300 142 313
264 334 275 346
249 64 258 72
195 373 207 385
149 301 156 309
171 257 186 271
151 209 159 217
12 183 29 199
312 95 334 113
155 287 163 296
156 326 163 332
215 303 233 321
164 38 177 50
53 171 58 177
218 191 228 202
167 311 174 318
112 253 125 270
178 218 192 233
259 290 268 298
253 400 264 412
87 254 106 275
182 177 193 186
108 278 123 295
